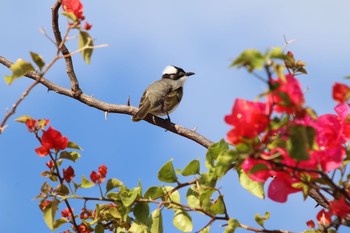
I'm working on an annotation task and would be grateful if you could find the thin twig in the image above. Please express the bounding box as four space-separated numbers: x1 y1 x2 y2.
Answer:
0 80 40 134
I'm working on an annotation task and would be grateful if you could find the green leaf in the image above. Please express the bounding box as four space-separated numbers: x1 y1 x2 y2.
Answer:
95 224 105 233
120 188 139 207
215 151 236 178
206 139 229 170
106 178 124 193
230 49 265 72
200 189 215 212
4 59 34 85
53 217 68 230
43 198 59 230
186 186 200 209
133 202 150 223
56 183 70 195
254 211 270 228
224 218 240 233
158 160 178 183
181 159 200 176
60 151 81 162
173 209 193 232
78 31 94 64
286 125 315 161
267 47 287 60
144 186 165 200
149 208 163 233
161 186 180 206
239 169 265 199
108 207 121 218
67 141 83 150
30 51 45 70
80 175 95 188
129 222 149 233
209 195 225 215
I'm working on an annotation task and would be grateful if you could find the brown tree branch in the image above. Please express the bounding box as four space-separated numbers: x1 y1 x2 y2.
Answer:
0 56 213 148
51 0 82 97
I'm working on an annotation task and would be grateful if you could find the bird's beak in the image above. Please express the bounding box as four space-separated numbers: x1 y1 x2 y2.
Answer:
186 72 195 76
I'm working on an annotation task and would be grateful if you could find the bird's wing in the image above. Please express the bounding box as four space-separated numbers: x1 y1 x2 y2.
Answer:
132 92 152 122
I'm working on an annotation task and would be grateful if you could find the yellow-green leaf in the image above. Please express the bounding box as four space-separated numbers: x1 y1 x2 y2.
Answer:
5 59 34 85
158 160 178 183
81 175 95 188
173 209 192 232
181 159 200 176
30 51 45 70
149 208 163 233
78 31 94 64
239 169 265 199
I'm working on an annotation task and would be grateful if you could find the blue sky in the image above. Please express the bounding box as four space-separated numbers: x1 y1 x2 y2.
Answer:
1 1 350 232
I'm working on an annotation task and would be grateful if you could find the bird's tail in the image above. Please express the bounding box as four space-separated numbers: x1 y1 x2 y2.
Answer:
132 101 151 122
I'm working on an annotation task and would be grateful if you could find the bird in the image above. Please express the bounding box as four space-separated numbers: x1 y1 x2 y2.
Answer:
132 65 195 122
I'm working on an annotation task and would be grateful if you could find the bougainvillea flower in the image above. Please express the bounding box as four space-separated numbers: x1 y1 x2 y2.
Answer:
34 127 68 156
25 118 50 132
62 0 85 21
90 164 108 184
334 103 350 139
329 195 350 218
333 82 350 103
267 74 304 114
78 224 91 233
225 98 269 144
84 21 93 30
316 209 332 225
61 207 73 219
267 173 300 203
241 157 275 183
98 164 108 177
63 166 75 183
306 220 315 228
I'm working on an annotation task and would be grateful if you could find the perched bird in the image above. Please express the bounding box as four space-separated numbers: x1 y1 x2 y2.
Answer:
132 65 195 122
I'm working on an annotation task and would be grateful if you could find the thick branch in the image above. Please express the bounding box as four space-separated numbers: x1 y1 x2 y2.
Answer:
51 0 82 96
0 56 213 149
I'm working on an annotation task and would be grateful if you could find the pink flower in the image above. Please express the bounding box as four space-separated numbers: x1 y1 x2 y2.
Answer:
267 74 304 114
267 173 300 203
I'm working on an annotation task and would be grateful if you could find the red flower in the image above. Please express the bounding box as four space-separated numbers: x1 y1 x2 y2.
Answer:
25 119 50 132
63 166 75 183
61 0 85 21
316 209 332 226
333 82 350 103
98 164 108 177
84 21 93 30
46 160 54 169
329 195 350 218
306 220 315 228
90 165 108 184
225 98 269 144
61 207 73 219
34 127 68 156
267 74 304 114
78 224 91 233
